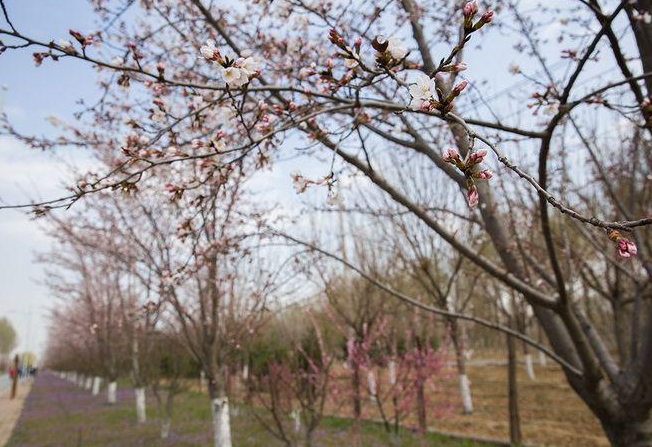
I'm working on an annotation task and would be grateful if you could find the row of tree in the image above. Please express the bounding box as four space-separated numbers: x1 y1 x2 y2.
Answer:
2 0 651 445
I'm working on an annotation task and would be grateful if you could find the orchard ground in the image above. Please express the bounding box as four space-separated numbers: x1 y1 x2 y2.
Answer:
5 359 608 447
7 372 489 447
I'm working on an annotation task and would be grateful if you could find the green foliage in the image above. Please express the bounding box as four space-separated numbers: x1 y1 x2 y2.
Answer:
0 317 17 356
247 322 291 376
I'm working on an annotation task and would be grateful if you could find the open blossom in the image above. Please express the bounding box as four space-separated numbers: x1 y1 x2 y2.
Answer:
216 106 236 124
291 172 311 193
221 66 248 88
409 73 437 101
190 95 205 109
200 40 220 61
151 110 166 122
237 56 261 76
387 37 408 60
344 52 360 69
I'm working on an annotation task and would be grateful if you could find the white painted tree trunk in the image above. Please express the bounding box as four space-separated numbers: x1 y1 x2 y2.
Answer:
367 370 377 401
525 354 536 380
108 381 117 404
291 408 301 433
242 364 249 380
92 377 101 395
211 397 232 447
161 418 171 439
458 374 474 414
200 371 206 390
388 360 397 386
85 377 93 390
135 387 147 423
538 350 547 366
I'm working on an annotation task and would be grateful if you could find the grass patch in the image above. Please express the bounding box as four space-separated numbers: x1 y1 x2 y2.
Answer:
8 373 496 446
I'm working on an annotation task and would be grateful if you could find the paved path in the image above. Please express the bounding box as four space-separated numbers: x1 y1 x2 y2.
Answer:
0 376 11 394
0 379 31 447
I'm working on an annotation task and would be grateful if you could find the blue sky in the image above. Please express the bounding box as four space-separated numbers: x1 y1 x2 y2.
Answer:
0 0 99 357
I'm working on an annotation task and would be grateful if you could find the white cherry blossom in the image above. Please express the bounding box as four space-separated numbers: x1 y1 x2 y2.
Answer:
238 57 261 76
409 73 437 101
200 40 219 60
221 67 248 88
387 37 408 60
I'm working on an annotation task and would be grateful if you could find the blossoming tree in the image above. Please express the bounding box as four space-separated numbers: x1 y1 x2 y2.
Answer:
3 0 652 444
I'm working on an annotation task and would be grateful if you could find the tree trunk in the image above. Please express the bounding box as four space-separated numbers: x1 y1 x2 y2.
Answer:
524 353 535 381
161 390 174 439
538 350 547 367
458 374 473 414
629 1 652 96
451 319 473 413
507 333 522 446
367 370 377 402
352 362 362 419
161 417 171 439
601 416 652 447
209 381 232 447
416 379 427 434
107 381 117 404
92 376 101 396
135 387 147 423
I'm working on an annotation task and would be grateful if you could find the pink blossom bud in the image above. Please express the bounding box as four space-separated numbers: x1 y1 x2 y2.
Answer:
191 138 203 149
442 148 460 163
467 149 487 165
480 10 494 24
452 80 468 95
475 169 493 179
467 186 479 209
463 1 478 19
452 62 467 72
617 238 638 258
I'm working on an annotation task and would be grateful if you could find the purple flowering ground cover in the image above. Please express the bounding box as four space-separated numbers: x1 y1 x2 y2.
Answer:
6 372 491 446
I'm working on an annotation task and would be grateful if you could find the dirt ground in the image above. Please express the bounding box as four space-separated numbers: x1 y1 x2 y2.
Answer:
325 360 609 447
0 379 32 447
430 362 608 447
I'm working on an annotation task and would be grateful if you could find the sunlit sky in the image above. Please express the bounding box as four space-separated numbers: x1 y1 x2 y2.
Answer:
1 0 99 358
0 0 634 360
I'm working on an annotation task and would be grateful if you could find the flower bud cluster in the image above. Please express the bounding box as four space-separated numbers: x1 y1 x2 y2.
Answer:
608 230 638 258
443 148 493 209
463 1 493 32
